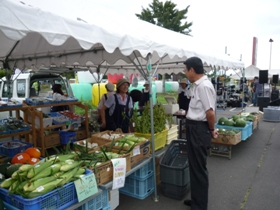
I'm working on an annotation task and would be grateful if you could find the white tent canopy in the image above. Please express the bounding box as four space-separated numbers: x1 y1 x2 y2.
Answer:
230 65 272 80
0 0 244 76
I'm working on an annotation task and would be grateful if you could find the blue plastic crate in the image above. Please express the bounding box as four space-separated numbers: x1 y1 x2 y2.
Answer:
81 189 109 210
0 170 92 210
0 182 77 210
119 172 155 200
215 121 253 141
0 121 9 135
0 140 33 157
3 201 19 210
101 204 111 210
59 131 77 144
48 112 63 117
130 158 153 180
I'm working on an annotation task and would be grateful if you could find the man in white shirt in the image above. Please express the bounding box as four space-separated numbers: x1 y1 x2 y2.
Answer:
183 57 218 210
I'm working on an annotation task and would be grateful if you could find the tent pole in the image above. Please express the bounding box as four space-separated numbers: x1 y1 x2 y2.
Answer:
242 68 245 109
147 54 159 202
214 66 217 122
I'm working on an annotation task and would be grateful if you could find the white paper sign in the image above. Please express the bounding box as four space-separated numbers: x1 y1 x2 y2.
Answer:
132 145 140 157
111 158 126 189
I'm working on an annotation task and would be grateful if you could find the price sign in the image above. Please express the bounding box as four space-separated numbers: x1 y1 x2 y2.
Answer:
111 158 126 189
74 173 98 202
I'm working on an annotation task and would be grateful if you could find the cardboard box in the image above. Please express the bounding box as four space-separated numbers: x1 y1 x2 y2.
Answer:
36 131 60 148
211 131 241 145
109 189 119 210
127 141 150 167
88 150 131 185
104 140 151 167
253 117 258 130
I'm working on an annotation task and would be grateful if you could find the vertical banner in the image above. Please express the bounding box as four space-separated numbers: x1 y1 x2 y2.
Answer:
251 37 258 66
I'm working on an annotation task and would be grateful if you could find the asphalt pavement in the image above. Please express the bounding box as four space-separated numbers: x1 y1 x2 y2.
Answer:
116 106 280 210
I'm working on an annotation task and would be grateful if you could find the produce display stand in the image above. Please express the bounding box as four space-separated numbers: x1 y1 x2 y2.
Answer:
23 101 89 156
210 142 236 160
210 133 242 160
0 104 34 143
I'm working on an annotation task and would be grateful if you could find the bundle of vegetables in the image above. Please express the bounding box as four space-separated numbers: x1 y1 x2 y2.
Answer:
217 128 240 135
131 103 167 133
0 153 86 199
98 132 125 140
218 116 248 128
113 134 147 149
73 141 131 168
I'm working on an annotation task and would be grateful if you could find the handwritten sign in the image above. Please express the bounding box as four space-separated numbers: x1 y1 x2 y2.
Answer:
74 173 98 202
111 158 126 189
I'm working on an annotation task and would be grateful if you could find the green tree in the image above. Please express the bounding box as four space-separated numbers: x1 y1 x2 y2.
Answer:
136 0 192 35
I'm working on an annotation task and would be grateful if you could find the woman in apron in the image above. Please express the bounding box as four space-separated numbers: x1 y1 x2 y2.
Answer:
100 78 133 133
97 82 115 131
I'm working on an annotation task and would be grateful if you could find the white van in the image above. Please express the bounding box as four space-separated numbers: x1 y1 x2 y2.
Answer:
0 72 74 118
0 72 73 102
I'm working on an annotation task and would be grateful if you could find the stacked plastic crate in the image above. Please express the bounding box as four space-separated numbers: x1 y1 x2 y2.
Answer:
119 158 154 199
81 189 110 210
159 140 190 200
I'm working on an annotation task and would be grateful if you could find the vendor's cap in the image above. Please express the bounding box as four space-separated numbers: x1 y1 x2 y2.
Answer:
144 81 149 86
116 78 130 88
105 82 114 92
179 78 188 84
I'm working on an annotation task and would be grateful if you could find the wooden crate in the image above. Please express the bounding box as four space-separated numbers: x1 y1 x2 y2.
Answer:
211 131 241 145
75 129 87 140
36 131 60 148
91 130 126 147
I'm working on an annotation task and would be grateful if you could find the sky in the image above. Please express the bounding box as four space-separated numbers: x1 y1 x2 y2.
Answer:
11 0 280 70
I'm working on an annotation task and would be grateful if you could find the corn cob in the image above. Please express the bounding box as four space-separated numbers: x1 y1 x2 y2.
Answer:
75 168 86 176
17 180 29 191
46 154 76 162
27 161 53 179
58 167 79 187
0 178 15 189
9 179 19 192
19 164 34 172
12 170 28 180
53 171 65 178
70 174 86 182
24 176 57 192
27 179 63 199
30 163 61 181
60 161 81 172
